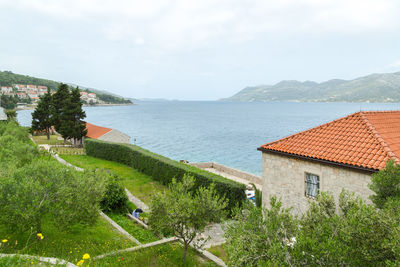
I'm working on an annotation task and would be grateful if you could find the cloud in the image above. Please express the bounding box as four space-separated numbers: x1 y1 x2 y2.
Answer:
2 0 399 52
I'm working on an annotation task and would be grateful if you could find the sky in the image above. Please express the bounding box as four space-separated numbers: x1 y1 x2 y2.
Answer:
1 0 400 100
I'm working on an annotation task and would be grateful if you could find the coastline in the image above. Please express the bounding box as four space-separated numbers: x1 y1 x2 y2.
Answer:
16 103 135 111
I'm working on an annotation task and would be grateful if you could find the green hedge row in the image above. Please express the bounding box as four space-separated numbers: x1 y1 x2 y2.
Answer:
85 139 246 212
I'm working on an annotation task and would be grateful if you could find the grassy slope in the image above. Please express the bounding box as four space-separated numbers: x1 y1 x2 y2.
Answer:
92 242 217 267
105 212 159 244
60 155 166 204
0 216 134 263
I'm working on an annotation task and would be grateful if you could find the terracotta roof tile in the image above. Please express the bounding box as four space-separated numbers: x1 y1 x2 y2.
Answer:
259 111 400 171
85 122 112 139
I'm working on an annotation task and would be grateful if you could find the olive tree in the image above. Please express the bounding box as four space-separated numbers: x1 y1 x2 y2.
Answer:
0 159 107 233
149 175 227 263
369 159 400 208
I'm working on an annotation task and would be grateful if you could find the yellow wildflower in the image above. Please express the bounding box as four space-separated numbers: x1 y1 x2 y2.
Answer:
77 260 84 266
37 233 44 240
1 239 7 243
82 253 90 260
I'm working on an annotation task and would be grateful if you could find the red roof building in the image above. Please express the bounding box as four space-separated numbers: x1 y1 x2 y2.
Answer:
258 111 400 214
259 111 400 172
85 122 130 143
85 122 112 139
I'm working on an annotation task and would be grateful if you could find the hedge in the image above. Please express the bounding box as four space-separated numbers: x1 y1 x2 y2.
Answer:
85 139 246 212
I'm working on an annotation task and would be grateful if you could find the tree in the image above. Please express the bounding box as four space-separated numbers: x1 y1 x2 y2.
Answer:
69 87 87 146
52 83 70 142
56 87 87 146
369 160 400 208
0 159 107 233
224 198 297 266
31 88 53 139
149 175 227 263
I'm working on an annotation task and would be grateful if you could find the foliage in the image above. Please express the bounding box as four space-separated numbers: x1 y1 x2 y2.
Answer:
149 175 227 262
224 191 400 266
101 178 129 213
369 159 400 208
85 139 246 213
31 88 53 139
0 121 37 168
97 93 132 104
5 109 16 120
52 83 70 138
0 70 60 90
0 160 107 233
0 94 18 110
251 183 262 207
57 87 87 146
224 198 297 266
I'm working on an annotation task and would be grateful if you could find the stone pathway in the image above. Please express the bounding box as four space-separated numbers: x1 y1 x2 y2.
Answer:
100 211 141 245
204 167 262 190
93 237 177 260
125 188 150 212
196 223 227 249
0 253 77 266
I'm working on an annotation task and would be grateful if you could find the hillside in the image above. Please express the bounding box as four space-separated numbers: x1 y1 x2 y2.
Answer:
222 72 400 102
0 70 132 104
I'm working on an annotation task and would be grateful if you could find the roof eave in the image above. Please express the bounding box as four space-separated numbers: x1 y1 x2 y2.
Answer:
257 147 378 174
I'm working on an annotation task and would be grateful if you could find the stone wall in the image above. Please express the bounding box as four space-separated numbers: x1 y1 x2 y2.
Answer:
261 152 374 215
190 162 262 185
99 129 130 144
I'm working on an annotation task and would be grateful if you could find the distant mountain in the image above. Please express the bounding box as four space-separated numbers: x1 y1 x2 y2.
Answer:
0 71 132 104
222 72 400 102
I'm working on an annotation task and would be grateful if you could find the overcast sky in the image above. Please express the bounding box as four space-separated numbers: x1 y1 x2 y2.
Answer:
1 0 400 100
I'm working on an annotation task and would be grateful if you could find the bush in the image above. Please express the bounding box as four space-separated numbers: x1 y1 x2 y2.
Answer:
101 178 129 213
85 139 246 213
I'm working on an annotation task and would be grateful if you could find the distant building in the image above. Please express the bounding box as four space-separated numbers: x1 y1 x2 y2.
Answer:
0 107 7 121
258 111 400 214
1 86 13 94
85 122 130 143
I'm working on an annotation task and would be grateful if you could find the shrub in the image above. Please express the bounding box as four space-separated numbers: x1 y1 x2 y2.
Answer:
85 139 246 213
101 178 129 213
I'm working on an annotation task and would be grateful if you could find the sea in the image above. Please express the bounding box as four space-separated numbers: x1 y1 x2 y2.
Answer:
17 101 400 176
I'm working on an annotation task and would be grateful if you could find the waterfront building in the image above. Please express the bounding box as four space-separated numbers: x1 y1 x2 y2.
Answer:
85 122 130 144
258 111 400 214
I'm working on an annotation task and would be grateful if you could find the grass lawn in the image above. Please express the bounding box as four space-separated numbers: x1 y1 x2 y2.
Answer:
92 242 218 267
60 155 166 204
106 212 159 244
0 256 64 266
0 216 135 264
207 244 228 263
32 134 70 146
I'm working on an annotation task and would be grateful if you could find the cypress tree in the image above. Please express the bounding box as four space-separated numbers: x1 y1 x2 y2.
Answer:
58 87 87 147
32 88 53 139
52 83 70 143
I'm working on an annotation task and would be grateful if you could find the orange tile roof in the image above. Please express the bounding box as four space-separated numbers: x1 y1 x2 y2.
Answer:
259 111 400 171
85 122 112 139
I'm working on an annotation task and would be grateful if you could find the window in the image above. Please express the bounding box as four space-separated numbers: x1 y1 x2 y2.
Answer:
305 173 319 198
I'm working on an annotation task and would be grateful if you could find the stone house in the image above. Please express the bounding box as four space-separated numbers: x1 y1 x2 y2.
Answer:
85 122 130 144
258 111 400 214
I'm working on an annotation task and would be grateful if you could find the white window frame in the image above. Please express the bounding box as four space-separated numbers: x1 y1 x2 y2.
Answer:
305 172 320 198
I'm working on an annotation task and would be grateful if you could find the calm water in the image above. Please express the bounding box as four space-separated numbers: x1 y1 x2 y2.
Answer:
18 101 400 175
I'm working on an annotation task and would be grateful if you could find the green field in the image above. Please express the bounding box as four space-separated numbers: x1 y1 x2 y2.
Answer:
0 216 134 263
92 242 217 267
60 155 166 204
